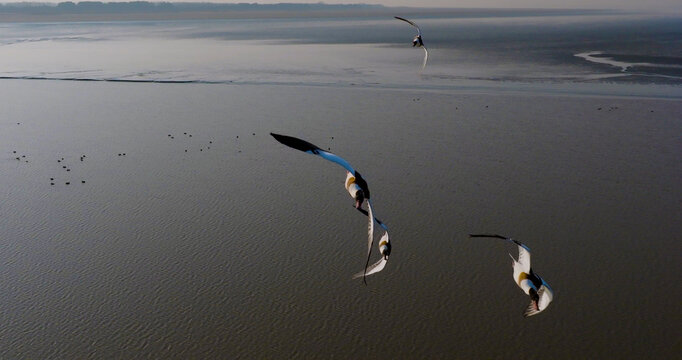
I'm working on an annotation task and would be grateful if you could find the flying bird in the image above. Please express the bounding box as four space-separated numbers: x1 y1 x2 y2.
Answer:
395 16 428 71
270 133 391 283
469 234 554 317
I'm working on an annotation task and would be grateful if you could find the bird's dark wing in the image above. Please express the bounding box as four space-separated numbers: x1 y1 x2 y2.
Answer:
271 133 357 175
395 16 422 35
469 234 508 240
469 234 532 253
469 234 532 271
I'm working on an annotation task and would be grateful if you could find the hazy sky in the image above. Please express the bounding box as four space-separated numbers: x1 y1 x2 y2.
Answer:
5 0 682 12
240 0 681 11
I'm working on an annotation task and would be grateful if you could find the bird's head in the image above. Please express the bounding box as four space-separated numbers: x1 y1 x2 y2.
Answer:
529 288 540 303
354 190 365 209
379 234 391 259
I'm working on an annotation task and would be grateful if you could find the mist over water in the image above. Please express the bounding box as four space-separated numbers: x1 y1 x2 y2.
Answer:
0 10 681 359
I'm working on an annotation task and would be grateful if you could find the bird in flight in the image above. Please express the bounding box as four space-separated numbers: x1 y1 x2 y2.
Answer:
271 133 391 284
395 16 428 71
469 234 554 317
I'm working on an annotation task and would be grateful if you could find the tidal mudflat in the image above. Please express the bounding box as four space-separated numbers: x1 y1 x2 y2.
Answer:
1 78 680 358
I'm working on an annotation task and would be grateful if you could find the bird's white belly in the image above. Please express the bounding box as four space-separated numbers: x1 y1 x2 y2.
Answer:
514 268 534 295
345 172 361 198
347 183 361 199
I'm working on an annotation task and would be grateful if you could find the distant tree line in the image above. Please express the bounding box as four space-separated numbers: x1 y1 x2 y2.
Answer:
0 2 384 14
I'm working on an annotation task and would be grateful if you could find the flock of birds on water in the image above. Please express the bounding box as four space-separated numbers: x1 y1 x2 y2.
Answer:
6 17 554 318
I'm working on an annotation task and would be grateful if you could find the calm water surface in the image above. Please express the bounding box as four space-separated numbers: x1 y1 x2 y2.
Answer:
0 12 681 359
1 13 682 87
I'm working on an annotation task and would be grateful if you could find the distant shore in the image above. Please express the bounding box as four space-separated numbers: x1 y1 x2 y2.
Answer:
0 3 613 23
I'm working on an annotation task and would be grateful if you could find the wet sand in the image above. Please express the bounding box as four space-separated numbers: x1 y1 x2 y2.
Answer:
1 79 680 358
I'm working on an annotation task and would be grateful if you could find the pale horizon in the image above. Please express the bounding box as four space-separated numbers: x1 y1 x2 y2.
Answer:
1 0 681 12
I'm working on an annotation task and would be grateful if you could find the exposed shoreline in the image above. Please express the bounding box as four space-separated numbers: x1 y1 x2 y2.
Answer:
1 75 681 100
575 51 682 72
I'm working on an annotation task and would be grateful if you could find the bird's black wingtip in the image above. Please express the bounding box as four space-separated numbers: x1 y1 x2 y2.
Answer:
469 234 509 240
270 133 322 153
270 132 287 145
